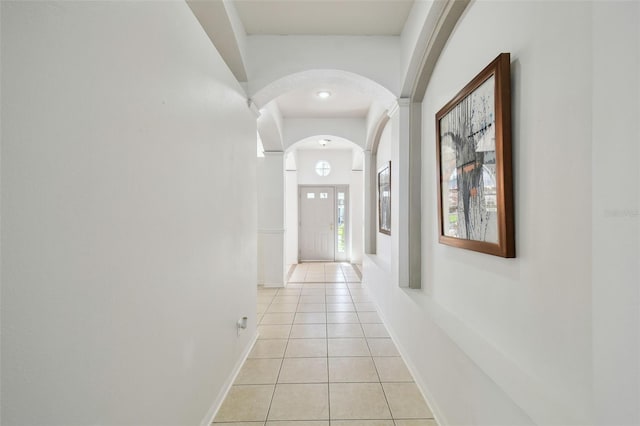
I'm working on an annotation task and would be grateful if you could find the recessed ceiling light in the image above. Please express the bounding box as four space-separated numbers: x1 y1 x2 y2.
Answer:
316 91 332 99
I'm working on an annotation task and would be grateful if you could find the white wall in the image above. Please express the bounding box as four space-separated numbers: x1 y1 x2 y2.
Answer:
246 35 401 98
257 153 286 287
284 118 366 150
365 2 639 425
1 2 257 425
591 2 639 424
297 149 353 185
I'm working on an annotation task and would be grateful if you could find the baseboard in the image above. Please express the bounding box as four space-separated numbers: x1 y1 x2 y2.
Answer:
361 278 447 426
200 332 259 426
362 255 585 425
285 264 297 281
376 311 448 426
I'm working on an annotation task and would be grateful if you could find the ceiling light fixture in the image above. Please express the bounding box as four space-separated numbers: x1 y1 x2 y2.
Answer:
316 91 332 99
319 138 331 147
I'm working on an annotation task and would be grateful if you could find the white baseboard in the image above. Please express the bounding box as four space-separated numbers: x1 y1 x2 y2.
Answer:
361 282 446 426
376 310 447 426
362 254 585 426
262 282 285 288
200 332 258 426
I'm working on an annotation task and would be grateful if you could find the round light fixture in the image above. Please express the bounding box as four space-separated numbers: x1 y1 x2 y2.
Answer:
316 90 332 99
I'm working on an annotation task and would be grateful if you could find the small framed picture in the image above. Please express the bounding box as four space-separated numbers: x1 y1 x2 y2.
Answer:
378 161 391 235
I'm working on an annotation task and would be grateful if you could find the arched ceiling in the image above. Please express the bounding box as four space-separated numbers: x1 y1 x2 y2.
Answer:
275 84 372 119
254 69 395 152
289 135 356 152
251 69 396 113
189 0 468 152
234 1 415 36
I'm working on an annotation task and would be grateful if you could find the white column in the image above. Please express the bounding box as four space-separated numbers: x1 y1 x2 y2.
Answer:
350 169 364 264
363 149 377 254
284 169 299 268
395 99 421 289
257 151 286 287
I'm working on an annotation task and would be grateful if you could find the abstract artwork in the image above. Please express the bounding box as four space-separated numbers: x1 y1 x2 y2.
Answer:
435 53 515 257
378 162 391 235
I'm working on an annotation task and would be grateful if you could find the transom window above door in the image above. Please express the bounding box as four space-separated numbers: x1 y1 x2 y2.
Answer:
315 160 331 177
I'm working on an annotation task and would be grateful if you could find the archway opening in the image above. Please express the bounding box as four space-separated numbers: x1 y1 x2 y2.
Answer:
284 136 364 268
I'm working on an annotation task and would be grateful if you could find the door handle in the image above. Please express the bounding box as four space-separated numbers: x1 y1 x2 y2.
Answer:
330 223 334 231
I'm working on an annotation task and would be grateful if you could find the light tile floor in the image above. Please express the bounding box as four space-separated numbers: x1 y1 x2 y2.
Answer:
213 262 437 426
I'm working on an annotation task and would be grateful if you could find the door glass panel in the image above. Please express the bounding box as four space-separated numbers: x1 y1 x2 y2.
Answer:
337 192 346 253
320 192 328 199
307 193 315 199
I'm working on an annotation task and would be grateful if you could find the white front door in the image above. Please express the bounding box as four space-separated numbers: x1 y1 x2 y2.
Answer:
299 186 335 261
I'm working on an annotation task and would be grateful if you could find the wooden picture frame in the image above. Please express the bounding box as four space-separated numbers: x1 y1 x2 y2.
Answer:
435 53 515 257
378 162 391 235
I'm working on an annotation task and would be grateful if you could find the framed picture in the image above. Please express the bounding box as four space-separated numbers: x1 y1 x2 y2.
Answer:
378 161 391 235
435 53 515 257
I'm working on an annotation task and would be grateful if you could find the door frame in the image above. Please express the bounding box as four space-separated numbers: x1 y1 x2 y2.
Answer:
298 185 350 262
334 185 349 262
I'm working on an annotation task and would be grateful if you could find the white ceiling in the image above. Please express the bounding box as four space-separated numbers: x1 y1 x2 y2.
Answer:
223 0 414 148
233 0 415 36
293 136 357 151
276 84 372 118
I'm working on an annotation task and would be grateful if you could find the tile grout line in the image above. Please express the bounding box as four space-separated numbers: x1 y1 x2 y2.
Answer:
262 282 296 423
253 264 431 425
260 264 416 424
354 280 395 422
257 285 278 326
324 269 331 422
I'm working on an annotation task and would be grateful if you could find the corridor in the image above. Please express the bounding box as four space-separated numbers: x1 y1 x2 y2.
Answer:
213 263 437 426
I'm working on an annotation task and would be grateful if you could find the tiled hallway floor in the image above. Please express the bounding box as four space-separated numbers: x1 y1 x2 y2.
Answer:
213 263 437 426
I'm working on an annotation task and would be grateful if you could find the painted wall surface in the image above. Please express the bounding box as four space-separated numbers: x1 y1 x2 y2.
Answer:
365 2 638 425
297 149 353 185
284 118 366 151
246 35 401 98
1 2 257 425
591 2 639 424
257 153 286 287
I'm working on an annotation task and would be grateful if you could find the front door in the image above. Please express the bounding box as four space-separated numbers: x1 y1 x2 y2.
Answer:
299 186 335 261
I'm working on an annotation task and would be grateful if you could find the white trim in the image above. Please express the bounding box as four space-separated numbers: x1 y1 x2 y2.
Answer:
247 98 261 117
400 0 470 101
262 281 286 288
298 185 344 262
258 228 285 235
386 100 400 118
362 254 583 425
335 185 350 263
359 262 444 425
199 332 259 426
257 278 285 287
